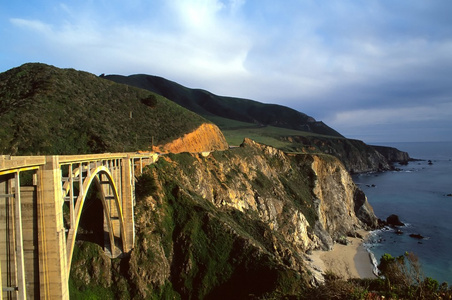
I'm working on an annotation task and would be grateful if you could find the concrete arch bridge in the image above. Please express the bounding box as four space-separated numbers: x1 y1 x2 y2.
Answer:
0 153 158 299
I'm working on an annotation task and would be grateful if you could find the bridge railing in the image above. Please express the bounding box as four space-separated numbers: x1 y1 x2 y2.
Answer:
1 153 158 174
0 155 46 175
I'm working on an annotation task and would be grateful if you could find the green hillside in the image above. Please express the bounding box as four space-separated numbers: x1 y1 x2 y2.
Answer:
0 63 207 155
104 74 343 137
102 73 410 173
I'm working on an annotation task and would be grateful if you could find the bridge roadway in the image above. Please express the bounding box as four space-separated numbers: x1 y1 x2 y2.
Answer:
0 152 158 299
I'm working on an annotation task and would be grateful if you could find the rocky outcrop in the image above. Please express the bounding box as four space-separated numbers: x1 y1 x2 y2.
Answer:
386 214 405 227
282 136 392 173
69 138 378 298
311 154 378 246
371 145 411 163
153 123 229 153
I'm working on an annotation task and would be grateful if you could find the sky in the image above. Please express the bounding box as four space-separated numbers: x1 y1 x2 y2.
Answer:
1 0 452 143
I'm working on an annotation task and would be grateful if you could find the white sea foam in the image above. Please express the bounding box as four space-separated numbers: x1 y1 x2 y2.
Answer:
362 230 382 277
368 249 380 277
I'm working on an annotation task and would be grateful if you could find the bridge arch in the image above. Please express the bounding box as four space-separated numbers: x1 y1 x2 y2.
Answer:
64 165 127 273
1 153 157 298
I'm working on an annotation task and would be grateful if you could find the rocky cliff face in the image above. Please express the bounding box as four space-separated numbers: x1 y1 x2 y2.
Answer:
281 136 404 173
371 145 411 163
153 123 229 153
69 139 378 299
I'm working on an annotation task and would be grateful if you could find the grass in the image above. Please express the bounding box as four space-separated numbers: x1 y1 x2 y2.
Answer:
0 63 208 155
69 242 117 299
105 73 344 138
222 125 336 148
206 115 343 150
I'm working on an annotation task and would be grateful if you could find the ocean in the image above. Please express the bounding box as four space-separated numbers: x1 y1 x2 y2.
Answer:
353 141 452 284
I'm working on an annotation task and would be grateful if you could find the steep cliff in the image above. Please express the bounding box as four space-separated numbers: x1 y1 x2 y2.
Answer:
152 123 229 153
282 135 397 173
371 145 411 163
70 139 377 299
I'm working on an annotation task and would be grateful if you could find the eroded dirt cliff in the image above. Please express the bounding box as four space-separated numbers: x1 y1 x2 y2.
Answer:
153 123 229 153
70 138 378 299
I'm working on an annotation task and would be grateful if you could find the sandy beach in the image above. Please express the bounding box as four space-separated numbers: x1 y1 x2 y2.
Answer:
308 230 376 281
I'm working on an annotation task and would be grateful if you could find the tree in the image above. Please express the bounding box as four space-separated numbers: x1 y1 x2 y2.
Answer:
378 252 444 299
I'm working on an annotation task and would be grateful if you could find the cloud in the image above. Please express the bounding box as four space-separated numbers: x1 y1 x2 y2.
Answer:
168 0 225 29
8 1 252 82
10 18 52 34
4 0 452 142
333 102 452 127
325 101 452 142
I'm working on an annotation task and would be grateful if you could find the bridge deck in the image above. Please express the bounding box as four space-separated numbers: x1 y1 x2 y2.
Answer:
1 153 158 173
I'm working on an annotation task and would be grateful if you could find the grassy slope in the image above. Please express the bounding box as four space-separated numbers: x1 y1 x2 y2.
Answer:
208 116 333 147
0 63 207 155
104 74 343 138
103 73 403 172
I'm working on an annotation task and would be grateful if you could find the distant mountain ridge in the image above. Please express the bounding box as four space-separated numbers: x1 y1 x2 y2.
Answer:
103 74 343 137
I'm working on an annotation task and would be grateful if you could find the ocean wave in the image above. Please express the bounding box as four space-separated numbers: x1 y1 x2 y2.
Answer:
362 234 381 277
368 249 380 277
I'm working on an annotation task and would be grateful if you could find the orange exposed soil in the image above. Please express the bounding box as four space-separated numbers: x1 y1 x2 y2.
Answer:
153 123 228 153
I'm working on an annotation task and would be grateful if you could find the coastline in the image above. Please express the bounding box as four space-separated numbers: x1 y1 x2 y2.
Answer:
308 230 377 281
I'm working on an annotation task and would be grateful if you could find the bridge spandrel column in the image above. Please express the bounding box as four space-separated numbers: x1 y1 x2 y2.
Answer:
0 176 17 299
121 157 134 252
36 156 69 299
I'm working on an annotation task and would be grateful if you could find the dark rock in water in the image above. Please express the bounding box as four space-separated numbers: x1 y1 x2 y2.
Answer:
386 214 405 227
446 194 452 197
395 229 403 235
409 233 424 239
428 160 433 165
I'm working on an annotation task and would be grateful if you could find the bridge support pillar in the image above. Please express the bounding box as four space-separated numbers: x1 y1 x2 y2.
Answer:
1 175 17 299
121 157 134 252
36 156 69 299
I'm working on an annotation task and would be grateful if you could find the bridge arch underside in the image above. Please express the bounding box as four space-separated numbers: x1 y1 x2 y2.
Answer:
64 166 127 272
74 188 104 245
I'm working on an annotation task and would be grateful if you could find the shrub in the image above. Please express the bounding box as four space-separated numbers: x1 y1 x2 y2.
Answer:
140 94 158 107
377 252 452 299
306 271 369 300
135 172 157 200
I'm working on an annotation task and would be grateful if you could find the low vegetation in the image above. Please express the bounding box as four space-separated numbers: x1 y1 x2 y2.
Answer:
303 252 452 300
0 63 207 155
104 74 343 137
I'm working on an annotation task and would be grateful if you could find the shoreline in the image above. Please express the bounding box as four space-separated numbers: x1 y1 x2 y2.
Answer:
308 230 377 281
